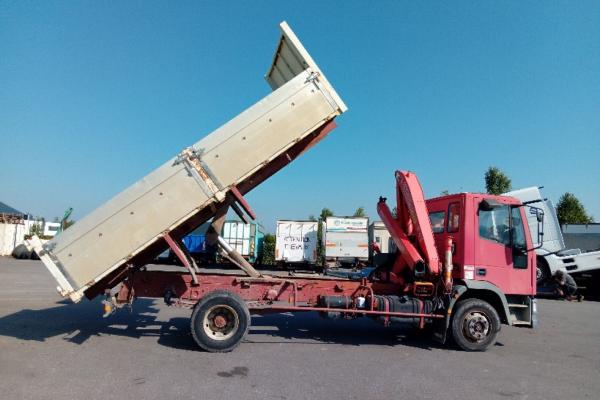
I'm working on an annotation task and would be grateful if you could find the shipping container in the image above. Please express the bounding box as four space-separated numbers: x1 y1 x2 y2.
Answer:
182 234 207 254
275 220 318 264
221 221 264 263
324 217 369 265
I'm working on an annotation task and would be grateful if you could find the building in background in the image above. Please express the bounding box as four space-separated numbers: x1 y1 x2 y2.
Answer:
0 201 27 256
562 224 600 252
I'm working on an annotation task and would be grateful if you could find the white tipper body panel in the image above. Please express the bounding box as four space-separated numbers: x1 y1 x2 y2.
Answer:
33 22 347 302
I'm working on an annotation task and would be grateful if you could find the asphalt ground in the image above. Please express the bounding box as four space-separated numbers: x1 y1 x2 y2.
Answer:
1 257 599 400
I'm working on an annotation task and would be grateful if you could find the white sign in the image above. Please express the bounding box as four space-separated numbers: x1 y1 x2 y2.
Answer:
325 217 368 233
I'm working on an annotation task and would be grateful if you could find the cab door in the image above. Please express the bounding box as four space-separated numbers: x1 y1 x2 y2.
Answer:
472 196 533 295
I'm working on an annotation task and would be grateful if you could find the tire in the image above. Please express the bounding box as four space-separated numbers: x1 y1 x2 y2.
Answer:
451 298 500 352
536 257 551 284
190 290 250 352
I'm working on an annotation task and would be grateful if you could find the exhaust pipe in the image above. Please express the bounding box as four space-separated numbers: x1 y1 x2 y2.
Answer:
443 237 453 293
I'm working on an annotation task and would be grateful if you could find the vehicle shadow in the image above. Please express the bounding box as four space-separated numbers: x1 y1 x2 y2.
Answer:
247 312 448 351
0 298 196 351
0 299 450 351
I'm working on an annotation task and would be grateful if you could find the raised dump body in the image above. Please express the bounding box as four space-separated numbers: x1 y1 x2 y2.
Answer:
31 22 347 302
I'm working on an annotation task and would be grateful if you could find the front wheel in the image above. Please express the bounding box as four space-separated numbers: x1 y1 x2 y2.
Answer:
536 256 551 284
190 290 250 352
451 298 500 351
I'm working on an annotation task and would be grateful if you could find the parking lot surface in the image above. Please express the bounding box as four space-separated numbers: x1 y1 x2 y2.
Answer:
1 257 599 400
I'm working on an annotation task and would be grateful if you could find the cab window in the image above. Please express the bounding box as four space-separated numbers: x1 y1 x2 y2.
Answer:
447 202 460 233
429 211 445 233
479 205 510 245
511 207 526 250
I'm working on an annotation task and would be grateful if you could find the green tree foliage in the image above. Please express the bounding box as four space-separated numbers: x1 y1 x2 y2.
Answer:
308 214 317 222
260 233 276 266
440 189 449 196
28 221 44 238
353 207 366 218
556 193 593 225
320 208 334 221
485 166 512 195
317 207 334 266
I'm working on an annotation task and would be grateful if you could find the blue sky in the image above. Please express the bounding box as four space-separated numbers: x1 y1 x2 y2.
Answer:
1 1 599 232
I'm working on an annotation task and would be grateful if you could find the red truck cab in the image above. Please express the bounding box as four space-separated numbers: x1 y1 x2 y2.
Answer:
426 193 536 297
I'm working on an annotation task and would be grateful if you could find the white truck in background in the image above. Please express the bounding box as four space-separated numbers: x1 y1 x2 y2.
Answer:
275 220 318 264
505 187 600 284
324 216 369 267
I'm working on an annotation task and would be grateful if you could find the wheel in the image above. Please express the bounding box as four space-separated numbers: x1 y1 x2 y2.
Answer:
190 290 250 352
451 298 500 352
536 257 551 284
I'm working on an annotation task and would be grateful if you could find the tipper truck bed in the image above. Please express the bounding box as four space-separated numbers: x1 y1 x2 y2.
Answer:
31 21 346 302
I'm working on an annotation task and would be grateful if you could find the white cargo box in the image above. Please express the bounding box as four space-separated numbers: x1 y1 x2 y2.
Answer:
275 220 318 263
324 217 369 260
32 22 347 302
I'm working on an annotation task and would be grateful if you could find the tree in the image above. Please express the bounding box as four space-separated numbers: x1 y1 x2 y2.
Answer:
353 207 366 218
556 193 593 226
317 207 334 266
307 214 317 222
260 234 276 266
319 207 334 221
440 189 449 196
28 221 44 238
485 166 512 195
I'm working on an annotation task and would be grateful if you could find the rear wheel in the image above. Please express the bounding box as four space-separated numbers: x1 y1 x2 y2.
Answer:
451 298 500 352
191 290 250 352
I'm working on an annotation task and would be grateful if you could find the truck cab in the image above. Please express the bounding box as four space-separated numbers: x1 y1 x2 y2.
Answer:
426 193 536 296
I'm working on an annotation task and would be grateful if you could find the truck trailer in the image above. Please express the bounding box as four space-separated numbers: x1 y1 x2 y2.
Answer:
221 220 264 264
324 216 370 267
30 22 537 353
275 220 318 265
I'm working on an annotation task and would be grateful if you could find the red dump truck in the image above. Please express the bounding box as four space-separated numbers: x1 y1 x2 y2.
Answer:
30 22 539 352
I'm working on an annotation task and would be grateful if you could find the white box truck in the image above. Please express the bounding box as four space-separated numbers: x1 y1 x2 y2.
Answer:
324 216 369 267
275 220 318 264
505 186 600 284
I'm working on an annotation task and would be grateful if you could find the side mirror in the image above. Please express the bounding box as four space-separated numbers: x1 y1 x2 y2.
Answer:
525 205 545 251
536 209 544 223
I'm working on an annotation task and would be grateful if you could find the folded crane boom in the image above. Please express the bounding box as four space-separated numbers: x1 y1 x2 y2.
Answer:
377 171 441 278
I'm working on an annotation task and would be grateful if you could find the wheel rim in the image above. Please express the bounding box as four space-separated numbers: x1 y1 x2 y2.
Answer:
536 266 544 281
462 311 491 343
203 305 239 341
